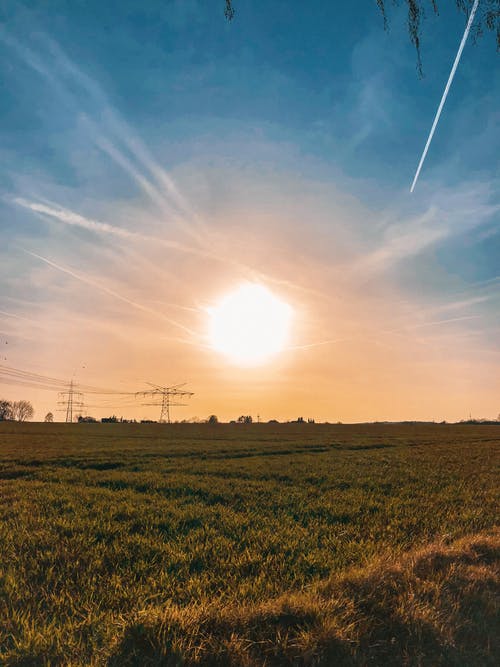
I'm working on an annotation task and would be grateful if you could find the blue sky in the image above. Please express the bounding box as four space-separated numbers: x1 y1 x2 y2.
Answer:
0 1 498 421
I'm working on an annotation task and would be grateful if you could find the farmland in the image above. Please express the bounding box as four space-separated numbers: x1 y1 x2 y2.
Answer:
0 422 498 665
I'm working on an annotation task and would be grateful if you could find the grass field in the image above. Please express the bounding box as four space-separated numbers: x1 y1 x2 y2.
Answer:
0 422 498 665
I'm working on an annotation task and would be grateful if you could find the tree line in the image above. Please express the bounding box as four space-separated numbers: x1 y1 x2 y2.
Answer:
0 398 35 422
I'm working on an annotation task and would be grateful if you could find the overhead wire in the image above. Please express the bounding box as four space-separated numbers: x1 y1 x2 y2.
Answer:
0 363 193 418
0 363 135 394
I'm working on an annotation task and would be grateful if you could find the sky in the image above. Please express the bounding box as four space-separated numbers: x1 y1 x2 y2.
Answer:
0 0 499 423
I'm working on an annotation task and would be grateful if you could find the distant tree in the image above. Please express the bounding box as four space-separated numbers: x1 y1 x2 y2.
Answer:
207 414 219 424
78 415 97 423
101 415 118 423
223 1 499 76
44 412 54 423
0 399 13 421
238 415 253 423
11 400 34 422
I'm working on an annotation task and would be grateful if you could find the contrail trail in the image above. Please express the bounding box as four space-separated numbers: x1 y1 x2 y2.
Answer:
13 196 316 298
20 248 197 336
12 197 204 257
410 0 480 193
386 314 481 333
0 310 35 323
292 314 481 351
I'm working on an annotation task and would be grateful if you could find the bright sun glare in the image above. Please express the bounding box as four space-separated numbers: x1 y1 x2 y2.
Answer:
208 284 292 366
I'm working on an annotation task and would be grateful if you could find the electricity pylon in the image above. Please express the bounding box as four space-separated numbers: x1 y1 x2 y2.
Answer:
137 382 193 423
58 380 84 423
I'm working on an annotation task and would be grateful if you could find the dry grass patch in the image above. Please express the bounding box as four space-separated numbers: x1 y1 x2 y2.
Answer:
109 530 499 666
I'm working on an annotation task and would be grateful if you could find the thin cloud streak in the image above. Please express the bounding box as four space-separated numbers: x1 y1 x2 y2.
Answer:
12 197 203 256
466 276 500 290
353 185 499 275
290 315 482 353
1 32 331 301
288 338 348 350
14 198 137 239
43 35 199 226
100 109 206 232
0 309 35 323
0 30 204 242
427 295 493 314
13 196 315 299
382 278 500 318
20 248 198 338
385 314 481 334
88 128 204 243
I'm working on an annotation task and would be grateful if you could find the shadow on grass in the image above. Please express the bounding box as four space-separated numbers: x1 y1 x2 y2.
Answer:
107 531 499 667
0 468 33 480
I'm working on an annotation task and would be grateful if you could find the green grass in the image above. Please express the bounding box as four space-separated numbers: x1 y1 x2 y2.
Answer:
0 422 498 665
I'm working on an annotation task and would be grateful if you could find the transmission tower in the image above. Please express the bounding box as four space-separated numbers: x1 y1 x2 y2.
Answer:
137 382 194 423
58 380 85 423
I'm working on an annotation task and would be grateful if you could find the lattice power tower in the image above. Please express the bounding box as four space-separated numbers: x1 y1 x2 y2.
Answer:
58 380 85 423
137 382 194 423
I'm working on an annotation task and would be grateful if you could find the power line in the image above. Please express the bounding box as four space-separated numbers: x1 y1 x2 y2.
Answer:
1 364 195 422
0 363 135 395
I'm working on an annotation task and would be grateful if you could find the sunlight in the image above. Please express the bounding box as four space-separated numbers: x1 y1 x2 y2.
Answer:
208 283 292 366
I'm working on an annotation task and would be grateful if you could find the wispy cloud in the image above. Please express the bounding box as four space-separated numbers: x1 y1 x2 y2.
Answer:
352 183 499 275
0 309 35 323
385 314 482 334
427 295 493 314
12 197 204 255
13 198 137 239
11 195 316 300
0 29 204 243
20 248 198 337
289 314 483 353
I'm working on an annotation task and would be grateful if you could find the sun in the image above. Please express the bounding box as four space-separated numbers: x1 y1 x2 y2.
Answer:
208 283 292 366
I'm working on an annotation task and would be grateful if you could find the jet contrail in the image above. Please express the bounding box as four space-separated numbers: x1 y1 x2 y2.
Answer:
292 314 482 351
410 0 480 192
0 309 35 322
386 314 481 333
12 197 203 257
20 248 197 336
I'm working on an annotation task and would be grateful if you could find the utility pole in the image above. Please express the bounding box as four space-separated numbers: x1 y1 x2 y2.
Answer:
137 382 194 423
58 380 84 423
